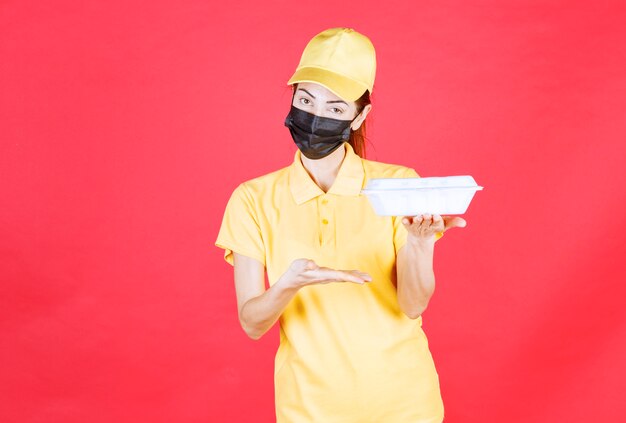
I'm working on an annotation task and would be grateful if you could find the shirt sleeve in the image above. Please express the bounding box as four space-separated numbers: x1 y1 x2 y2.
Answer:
215 183 266 267
392 167 444 256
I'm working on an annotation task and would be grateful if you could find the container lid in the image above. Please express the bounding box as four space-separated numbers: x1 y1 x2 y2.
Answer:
362 175 483 192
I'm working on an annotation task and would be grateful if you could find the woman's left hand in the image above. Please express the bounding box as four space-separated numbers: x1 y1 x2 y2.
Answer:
401 214 467 241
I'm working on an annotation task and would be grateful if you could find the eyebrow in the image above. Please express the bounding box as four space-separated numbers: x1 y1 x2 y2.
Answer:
297 88 349 106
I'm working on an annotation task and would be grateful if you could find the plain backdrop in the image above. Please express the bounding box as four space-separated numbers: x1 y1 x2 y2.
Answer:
1 1 625 422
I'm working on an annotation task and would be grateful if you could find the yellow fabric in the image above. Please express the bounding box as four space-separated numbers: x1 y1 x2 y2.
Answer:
215 142 445 423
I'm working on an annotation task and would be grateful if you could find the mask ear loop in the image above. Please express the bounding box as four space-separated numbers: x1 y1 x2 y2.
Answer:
344 99 367 140
341 111 359 141
346 107 362 132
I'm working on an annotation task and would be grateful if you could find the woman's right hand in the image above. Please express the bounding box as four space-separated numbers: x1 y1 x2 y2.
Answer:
281 258 372 289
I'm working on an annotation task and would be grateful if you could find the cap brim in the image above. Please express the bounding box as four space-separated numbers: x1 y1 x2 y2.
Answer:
287 67 369 102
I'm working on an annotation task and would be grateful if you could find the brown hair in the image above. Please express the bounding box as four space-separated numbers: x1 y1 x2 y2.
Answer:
290 84 372 159
349 89 372 158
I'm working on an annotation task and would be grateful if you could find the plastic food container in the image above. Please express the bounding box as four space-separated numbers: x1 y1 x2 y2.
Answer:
361 175 483 216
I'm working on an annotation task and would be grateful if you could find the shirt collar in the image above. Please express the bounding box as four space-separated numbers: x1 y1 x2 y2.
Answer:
289 142 365 205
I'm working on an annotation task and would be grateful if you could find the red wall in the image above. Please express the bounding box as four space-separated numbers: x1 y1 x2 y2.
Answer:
1 1 625 422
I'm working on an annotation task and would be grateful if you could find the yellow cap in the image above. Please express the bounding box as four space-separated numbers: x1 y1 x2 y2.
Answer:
287 27 376 102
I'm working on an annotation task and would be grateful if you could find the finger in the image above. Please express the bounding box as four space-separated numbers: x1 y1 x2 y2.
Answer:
445 216 467 229
356 271 373 282
442 216 454 230
293 258 318 272
305 259 319 270
343 269 372 281
349 270 372 283
432 214 444 230
329 269 367 284
412 215 426 236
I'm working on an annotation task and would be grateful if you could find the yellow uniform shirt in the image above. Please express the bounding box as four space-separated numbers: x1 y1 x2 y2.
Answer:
215 142 444 423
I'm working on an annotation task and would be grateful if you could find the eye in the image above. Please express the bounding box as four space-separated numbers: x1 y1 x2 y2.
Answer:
299 97 311 105
330 107 344 114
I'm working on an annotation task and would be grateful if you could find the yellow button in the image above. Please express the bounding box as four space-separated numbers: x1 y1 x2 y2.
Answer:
321 199 328 204
321 218 329 224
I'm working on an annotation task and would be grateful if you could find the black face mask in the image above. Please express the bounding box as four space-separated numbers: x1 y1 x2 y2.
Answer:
284 105 359 160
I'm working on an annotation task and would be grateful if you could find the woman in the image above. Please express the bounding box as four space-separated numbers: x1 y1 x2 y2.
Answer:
215 27 466 423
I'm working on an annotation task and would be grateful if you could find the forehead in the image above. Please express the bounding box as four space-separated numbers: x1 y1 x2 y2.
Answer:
295 82 347 102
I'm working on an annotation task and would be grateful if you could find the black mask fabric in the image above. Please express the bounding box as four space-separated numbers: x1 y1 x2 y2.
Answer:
284 105 358 160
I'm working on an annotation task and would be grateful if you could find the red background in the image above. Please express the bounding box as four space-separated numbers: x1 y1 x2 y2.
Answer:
2 1 625 422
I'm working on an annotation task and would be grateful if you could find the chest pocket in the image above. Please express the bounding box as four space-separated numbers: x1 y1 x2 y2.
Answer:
266 194 394 281
335 195 393 265
268 201 320 280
